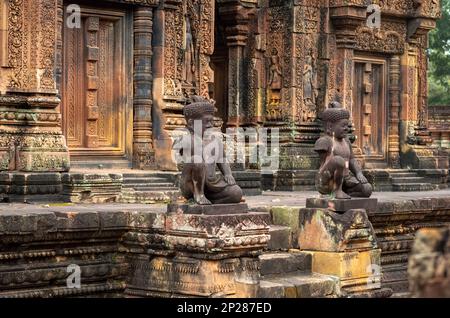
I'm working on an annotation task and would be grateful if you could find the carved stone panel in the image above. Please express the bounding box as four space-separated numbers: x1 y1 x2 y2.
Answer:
355 21 407 55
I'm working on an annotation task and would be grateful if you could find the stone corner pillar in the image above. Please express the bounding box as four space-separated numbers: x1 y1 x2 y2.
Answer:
0 0 69 173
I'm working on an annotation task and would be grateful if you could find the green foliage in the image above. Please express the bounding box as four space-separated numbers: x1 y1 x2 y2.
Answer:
429 0 450 105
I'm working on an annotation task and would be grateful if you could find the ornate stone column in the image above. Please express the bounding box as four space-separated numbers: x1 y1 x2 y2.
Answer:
133 6 155 169
0 0 70 172
388 56 401 168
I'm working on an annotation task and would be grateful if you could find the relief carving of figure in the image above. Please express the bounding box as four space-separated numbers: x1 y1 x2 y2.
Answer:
268 53 282 90
302 52 319 122
303 53 318 105
182 13 196 86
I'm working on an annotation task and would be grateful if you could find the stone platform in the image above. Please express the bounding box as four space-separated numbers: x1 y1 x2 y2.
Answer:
0 189 449 298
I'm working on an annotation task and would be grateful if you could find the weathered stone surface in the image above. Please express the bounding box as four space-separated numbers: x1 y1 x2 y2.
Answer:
306 197 378 213
408 227 450 298
297 203 390 296
268 225 291 251
298 208 377 252
259 252 311 276
270 206 302 248
257 281 285 298
167 203 249 215
233 171 262 196
62 173 123 203
164 212 271 253
261 273 338 298
309 250 384 294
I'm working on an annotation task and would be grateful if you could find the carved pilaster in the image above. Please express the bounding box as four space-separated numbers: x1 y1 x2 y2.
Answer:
217 0 256 127
330 3 365 111
388 56 401 168
133 7 155 169
291 1 322 146
151 2 178 171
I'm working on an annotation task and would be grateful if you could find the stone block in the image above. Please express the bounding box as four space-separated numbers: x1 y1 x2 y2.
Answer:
126 211 165 230
268 225 291 251
97 211 129 229
294 275 337 298
259 252 311 276
298 208 377 252
271 206 302 249
258 281 285 298
309 249 383 294
306 197 378 213
310 249 381 279
164 212 270 253
54 211 99 230
0 211 57 234
277 274 337 298
233 170 262 196
167 203 248 215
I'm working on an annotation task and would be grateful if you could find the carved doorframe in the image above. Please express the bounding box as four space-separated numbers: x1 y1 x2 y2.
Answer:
352 54 389 167
56 1 155 167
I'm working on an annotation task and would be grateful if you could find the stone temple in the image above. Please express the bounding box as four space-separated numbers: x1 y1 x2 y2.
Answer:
0 0 448 298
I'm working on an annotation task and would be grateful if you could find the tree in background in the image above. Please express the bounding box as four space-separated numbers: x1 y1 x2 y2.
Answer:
429 0 450 105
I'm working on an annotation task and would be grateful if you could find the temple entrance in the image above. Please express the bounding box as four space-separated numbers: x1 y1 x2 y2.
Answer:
352 56 388 167
61 4 132 165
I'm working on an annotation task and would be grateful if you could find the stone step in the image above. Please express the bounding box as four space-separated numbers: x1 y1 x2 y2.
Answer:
123 177 171 184
391 177 425 184
392 183 436 192
123 182 176 189
71 160 131 169
125 187 180 192
268 225 292 251
122 173 179 180
258 273 337 298
124 187 180 192
259 252 311 276
120 190 180 203
389 172 418 178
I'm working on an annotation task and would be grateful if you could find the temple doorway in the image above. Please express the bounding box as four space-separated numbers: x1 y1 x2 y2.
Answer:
61 3 133 166
352 56 388 167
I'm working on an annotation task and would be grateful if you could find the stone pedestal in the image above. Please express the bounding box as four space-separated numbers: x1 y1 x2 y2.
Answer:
298 203 392 297
123 204 270 297
167 203 248 215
